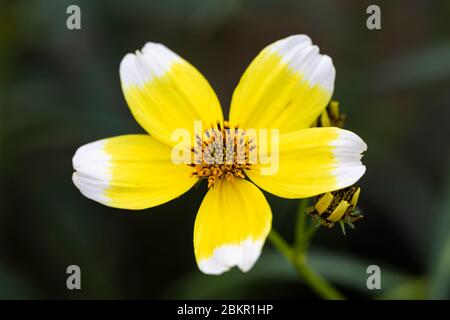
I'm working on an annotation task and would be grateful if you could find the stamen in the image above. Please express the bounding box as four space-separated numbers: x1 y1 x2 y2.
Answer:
190 123 253 188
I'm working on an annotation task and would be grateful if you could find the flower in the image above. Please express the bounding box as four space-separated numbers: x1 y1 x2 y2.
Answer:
72 35 367 275
307 186 363 233
314 100 346 128
310 100 363 234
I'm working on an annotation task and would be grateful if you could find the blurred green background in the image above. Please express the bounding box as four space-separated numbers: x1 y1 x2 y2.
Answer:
0 0 449 299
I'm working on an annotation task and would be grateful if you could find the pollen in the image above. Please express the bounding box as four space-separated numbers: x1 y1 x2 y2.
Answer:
190 121 254 188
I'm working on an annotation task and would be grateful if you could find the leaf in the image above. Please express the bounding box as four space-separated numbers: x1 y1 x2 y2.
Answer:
163 251 297 299
428 171 450 299
165 248 418 298
0 262 38 299
375 277 428 300
308 249 418 295
374 42 450 92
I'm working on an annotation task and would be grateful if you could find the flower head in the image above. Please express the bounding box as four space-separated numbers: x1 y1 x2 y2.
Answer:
72 35 367 275
307 186 363 233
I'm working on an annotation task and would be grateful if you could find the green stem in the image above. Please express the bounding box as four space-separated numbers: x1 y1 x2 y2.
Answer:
294 256 345 300
268 230 344 300
268 229 293 260
269 198 345 300
304 223 318 242
294 199 309 252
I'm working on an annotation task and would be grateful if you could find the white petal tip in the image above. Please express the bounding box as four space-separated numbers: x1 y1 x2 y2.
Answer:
332 130 367 188
197 239 264 275
72 140 109 170
72 172 110 204
268 34 335 94
119 42 181 87
269 34 312 53
72 140 111 204
334 165 366 189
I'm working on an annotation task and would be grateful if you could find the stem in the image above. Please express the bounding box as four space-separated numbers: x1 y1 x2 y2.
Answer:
294 257 345 300
268 229 293 260
268 198 345 300
304 223 318 242
294 199 309 252
269 230 344 300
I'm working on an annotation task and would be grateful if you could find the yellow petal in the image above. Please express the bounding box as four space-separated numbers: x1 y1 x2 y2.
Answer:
315 192 334 215
351 187 361 207
320 109 331 127
120 43 223 147
229 34 335 132
194 179 272 275
246 127 366 199
72 135 197 209
327 200 350 222
329 100 340 119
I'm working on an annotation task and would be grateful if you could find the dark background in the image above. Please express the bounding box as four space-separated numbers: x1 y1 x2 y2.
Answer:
0 0 449 299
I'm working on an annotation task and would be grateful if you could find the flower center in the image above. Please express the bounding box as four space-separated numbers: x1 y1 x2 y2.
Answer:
190 121 255 188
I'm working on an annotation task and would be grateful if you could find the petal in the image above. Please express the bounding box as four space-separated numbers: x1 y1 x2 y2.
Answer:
120 43 223 147
229 34 335 132
194 179 272 275
246 128 366 198
327 200 350 222
72 135 197 209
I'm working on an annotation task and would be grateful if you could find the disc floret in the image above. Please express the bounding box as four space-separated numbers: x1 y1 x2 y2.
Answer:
191 121 255 188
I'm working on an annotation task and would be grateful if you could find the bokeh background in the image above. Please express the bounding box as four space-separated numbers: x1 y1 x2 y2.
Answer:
0 0 449 299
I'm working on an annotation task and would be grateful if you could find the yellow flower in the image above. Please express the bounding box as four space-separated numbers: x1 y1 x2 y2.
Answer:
72 35 367 275
307 186 363 232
